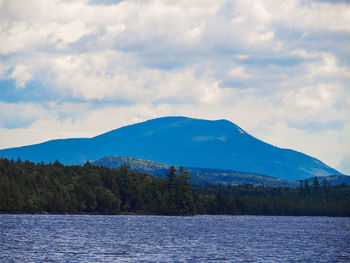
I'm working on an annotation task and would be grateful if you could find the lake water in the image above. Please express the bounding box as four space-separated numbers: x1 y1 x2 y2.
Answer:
1 215 349 262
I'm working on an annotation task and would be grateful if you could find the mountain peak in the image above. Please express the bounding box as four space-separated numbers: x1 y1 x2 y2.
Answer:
0 116 341 180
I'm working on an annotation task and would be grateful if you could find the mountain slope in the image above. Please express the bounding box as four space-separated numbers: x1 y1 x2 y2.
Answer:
93 156 299 187
0 116 341 180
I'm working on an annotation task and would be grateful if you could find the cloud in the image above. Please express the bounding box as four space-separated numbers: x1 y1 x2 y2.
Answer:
0 0 350 171
0 101 47 129
227 66 250 79
9 64 33 88
338 155 350 175
273 0 350 33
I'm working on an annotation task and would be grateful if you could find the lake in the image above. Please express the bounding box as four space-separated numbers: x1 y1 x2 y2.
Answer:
1 215 349 262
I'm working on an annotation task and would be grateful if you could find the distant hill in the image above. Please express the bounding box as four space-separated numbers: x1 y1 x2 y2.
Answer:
0 116 341 180
93 156 349 187
304 174 350 186
93 156 170 177
93 156 299 188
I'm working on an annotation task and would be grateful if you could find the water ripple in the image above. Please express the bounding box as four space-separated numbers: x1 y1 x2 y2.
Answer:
0 215 349 262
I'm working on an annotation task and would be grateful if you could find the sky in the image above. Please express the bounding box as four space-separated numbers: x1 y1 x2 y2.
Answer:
0 0 350 174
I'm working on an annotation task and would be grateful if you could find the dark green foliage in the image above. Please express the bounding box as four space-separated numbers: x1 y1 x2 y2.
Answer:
304 174 350 186
0 158 194 215
0 158 349 216
165 166 194 215
192 182 350 216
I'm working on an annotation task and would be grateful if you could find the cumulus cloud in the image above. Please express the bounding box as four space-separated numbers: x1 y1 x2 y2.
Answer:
0 101 47 129
0 0 350 170
8 64 33 88
273 0 350 33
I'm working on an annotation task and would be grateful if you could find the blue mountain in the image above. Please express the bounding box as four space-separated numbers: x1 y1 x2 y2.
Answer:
0 116 341 180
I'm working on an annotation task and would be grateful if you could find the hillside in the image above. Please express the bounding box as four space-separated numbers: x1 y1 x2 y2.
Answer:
0 116 341 180
93 156 298 187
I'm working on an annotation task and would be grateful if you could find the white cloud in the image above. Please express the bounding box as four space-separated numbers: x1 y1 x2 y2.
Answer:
253 122 350 169
44 52 139 101
273 0 350 33
338 155 350 175
0 62 9 78
53 21 91 48
307 53 350 80
0 101 47 129
9 64 33 88
228 66 250 79
283 84 338 111
22 51 222 103
0 0 350 172
1 0 349 55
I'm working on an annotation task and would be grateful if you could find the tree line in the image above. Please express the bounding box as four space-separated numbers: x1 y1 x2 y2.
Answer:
0 158 349 216
0 158 194 215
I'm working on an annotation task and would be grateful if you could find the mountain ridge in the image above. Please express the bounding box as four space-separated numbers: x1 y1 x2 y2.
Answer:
0 116 341 180
93 155 349 187
93 155 299 187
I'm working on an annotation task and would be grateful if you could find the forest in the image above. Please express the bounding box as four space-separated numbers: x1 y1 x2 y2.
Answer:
0 158 349 216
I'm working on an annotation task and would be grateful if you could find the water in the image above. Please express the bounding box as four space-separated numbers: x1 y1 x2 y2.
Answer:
1 215 349 262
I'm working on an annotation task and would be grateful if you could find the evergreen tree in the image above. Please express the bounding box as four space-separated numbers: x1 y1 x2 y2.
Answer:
312 177 320 191
0 158 349 216
178 167 194 215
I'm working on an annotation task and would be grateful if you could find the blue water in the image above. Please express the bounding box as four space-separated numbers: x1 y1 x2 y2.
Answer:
1 215 349 262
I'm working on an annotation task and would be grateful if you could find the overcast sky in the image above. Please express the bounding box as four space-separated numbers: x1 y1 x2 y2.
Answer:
0 0 350 174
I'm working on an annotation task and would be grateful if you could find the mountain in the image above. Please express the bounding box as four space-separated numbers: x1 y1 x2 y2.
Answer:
0 116 341 180
93 156 299 187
